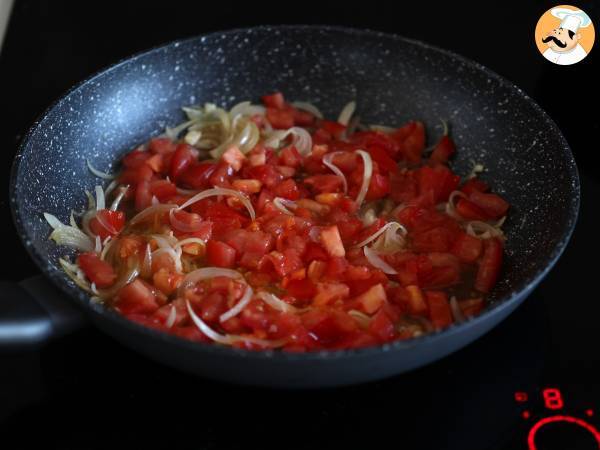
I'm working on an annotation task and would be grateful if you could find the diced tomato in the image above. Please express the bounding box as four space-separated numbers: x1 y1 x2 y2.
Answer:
411 226 456 253
170 209 204 233
313 283 350 306
392 121 425 164
451 232 483 263
232 179 263 194
428 135 456 165
405 285 428 315
280 146 303 168
148 137 176 155
206 240 236 268
266 107 294 129
135 180 153 211
304 174 343 193
89 210 125 240
122 150 151 169
475 238 503 293
293 109 315 126
261 92 285 109
425 291 453 330
455 198 489 221
209 162 234 187
320 225 346 257
179 161 217 189
150 179 177 201
77 252 116 288
418 165 460 203
114 279 159 315
468 191 509 219
245 164 282 188
366 173 391 201
354 283 387 314
152 268 183 296
368 309 395 342
366 146 399 174
170 143 195 180
286 279 317 300
461 178 489 196
273 178 300 200
320 121 346 139
459 298 485 317
222 146 246 171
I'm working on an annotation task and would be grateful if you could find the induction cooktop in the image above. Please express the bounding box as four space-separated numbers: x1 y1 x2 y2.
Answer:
1 2 598 449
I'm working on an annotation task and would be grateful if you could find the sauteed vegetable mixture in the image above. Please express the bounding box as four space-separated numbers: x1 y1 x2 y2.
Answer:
45 92 508 351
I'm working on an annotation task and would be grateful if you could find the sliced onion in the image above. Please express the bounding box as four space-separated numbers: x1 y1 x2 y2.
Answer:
59 258 91 292
44 213 95 252
177 188 255 220
369 124 396 133
184 130 202 145
186 300 285 348
94 235 102 253
140 243 152 278
264 127 312 155
338 101 356 126
229 101 265 120
361 208 377 226
165 118 201 140
96 265 139 299
110 186 128 211
87 160 115 179
168 208 205 233
466 220 505 240
176 187 200 196
273 197 297 216
355 150 372 207
291 101 324 119
152 247 183 273
257 291 303 314
165 304 177 328
354 221 407 248
69 210 79 229
128 204 178 226
348 309 371 328
174 237 206 248
450 296 466 323
322 152 348 194
85 190 96 210
178 267 244 296
101 236 116 261
104 180 118 198
220 285 254 323
445 190 468 220
81 209 96 237
150 234 178 249
95 185 105 211
364 246 397 274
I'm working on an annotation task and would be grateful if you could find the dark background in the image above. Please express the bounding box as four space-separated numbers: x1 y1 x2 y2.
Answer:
0 1 599 449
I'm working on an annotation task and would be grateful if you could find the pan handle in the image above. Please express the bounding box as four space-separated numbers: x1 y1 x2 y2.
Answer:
0 275 86 351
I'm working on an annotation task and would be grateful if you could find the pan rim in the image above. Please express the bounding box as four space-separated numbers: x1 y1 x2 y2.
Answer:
10 24 580 362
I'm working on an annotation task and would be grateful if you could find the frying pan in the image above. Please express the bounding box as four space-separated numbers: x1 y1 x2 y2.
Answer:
3 26 579 388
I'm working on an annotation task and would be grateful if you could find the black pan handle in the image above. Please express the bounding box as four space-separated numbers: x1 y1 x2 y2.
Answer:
0 275 86 351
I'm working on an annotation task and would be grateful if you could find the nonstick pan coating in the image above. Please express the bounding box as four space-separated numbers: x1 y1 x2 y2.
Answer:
10 26 579 387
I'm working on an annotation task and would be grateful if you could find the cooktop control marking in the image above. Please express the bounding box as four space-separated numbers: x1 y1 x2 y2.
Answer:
527 415 600 450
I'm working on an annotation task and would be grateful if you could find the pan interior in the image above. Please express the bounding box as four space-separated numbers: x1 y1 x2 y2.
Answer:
12 26 578 332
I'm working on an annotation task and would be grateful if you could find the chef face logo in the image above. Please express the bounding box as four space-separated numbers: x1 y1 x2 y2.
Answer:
535 5 595 65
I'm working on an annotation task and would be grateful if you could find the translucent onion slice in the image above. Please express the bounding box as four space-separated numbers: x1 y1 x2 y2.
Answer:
177 188 255 220
174 237 206 248
94 235 102 253
128 204 178 226
273 197 297 216
165 304 177 328
150 234 178 249
104 180 118 198
257 291 303 314
140 244 152 278
69 210 78 229
466 220 505 240
264 127 312 155
229 101 265 120
445 190 468 220
176 187 200 196
95 186 105 211
291 101 324 119
87 160 115 179
364 246 397 274
152 247 183 273
355 150 372 207
110 186 128 211
369 124 396 133
338 101 356 126
44 213 95 252
178 267 244 296
85 190 96 210
165 118 201 140
96 266 139 299
348 309 371 328
450 296 466 323
354 221 407 248
219 285 254 323
169 208 206 233
186 300 285 348
322 152 348 194
59 258 91 292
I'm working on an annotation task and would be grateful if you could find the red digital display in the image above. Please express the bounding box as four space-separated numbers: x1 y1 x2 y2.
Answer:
542 388 564 410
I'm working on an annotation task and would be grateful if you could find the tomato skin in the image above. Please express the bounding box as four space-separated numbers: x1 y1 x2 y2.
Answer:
134 180 153 211
304 174 343 193
114 279 159 315
366 173 391 201
392 121 425 164
148 137 176 155
280 146 303 168
206 240 237 268
179 161 217 190
475 238 503 293
368 309 396 342
286 279 317 300
89 210 125 240
123 150 151 169
170 143 195 180
425 291 453 330
455 198 489 221
266 107 294 129
261 92 285 109
273 178 300 200
429 135 456 165
320 121 346 139
468 191 509 219
78 252 117 288
366 146 398 174
451 232 483 263
245 164 282 188
461 177 489 196
293 109 315 126
150 179 177 201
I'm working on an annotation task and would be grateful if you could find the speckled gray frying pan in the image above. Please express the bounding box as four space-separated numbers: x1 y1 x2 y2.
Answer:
4 26 579 388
